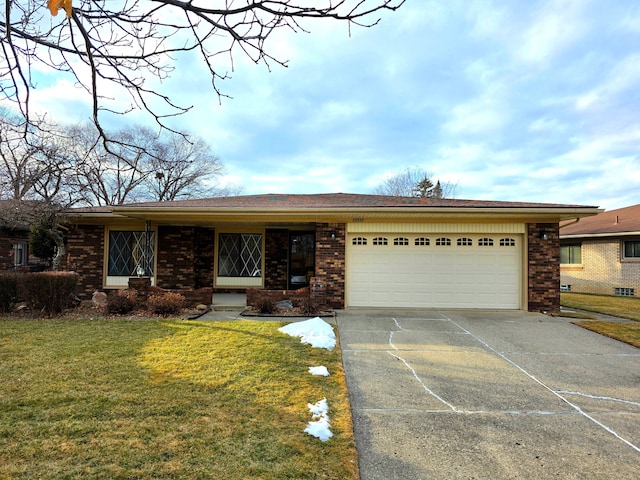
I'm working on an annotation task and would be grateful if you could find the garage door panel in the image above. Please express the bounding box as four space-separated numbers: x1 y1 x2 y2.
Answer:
347 233 522 309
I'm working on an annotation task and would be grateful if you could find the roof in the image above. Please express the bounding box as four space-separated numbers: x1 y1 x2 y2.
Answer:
560 203 640 237
64 193 601 223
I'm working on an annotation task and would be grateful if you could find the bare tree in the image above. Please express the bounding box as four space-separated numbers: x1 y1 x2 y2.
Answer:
144 132 229 202
2 1 404 142
373 167 459 198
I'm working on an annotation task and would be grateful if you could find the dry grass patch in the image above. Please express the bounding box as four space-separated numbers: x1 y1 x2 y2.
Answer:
560 293 640 321
0 318 358 479
572 320 640 348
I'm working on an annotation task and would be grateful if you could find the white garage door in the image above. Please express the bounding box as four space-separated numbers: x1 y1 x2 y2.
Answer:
346 234 522 309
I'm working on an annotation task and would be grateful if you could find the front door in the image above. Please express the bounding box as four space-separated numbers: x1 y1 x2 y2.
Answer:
288 232 315 289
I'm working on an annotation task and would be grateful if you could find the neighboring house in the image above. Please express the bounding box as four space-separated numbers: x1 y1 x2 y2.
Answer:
0 225 30 271
0 200 31 271
560 204 640 298
63 193 599 313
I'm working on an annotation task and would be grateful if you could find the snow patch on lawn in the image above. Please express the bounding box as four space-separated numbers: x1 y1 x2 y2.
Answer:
278 317 336 351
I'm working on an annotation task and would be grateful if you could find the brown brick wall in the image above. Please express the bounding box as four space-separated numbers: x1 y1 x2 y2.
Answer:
528 223 560 313
246 287 310 309
194 227 215 289
65 224 105 299
264 229 288 289
561 238 640 296
156 226 196 289
314 223 345 309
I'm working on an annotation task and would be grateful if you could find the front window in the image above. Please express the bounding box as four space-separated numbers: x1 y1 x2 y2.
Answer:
623 240 640 259
560 244 582 265
13 242 27 266
218 233 262 277
108 231 155 276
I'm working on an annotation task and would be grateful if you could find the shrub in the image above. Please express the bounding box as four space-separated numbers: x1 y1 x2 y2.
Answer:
256 298 276 314
297 296 321 316
17 272 78 316
147 291 185 316
106 290 138 315
0 272 19 313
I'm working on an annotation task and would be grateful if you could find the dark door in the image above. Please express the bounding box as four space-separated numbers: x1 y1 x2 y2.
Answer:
288 232 315 289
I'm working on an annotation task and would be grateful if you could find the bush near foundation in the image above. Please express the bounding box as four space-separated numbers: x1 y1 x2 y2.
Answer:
17 272 78 316
147 291 185 316
106 290 138 315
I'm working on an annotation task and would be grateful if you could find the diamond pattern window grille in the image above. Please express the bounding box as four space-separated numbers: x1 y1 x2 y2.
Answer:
218 233 262 277
108 231 155 276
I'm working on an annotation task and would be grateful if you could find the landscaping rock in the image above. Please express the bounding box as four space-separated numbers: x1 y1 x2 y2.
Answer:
92 291 108 307
275 299 294 311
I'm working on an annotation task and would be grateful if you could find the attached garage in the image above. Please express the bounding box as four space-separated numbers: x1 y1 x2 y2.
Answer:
346 225 525 309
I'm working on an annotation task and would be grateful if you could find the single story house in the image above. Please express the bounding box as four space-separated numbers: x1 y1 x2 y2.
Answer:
560 203 640 297
0 200 31 271
63 193 600 313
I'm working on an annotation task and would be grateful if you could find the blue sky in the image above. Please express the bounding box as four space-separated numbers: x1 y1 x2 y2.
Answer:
33 1 640 210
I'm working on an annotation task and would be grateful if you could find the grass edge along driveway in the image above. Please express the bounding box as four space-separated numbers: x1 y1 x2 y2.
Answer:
0 318 358 480
561 293 640 347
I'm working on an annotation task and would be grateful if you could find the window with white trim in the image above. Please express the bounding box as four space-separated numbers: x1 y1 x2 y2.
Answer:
373 237 388 246
218 233 262 277
500 238 516 247
352 237 367 245
108 231 155 276
478 238 494 246
415 237 430 246
435 237 451 246
13 242 27 266
394 237 409 246
457 237 473 246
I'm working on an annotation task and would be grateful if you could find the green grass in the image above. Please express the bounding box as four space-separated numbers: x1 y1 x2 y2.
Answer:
0 318 358 479
572 320 640 348
560 292 640 321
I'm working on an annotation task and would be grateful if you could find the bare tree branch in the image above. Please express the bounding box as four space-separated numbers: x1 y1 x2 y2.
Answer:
2 0 404 141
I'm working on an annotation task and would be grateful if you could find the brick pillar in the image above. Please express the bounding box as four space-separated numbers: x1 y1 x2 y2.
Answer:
65 224 105 299
314 223 345 309
528 223 560 314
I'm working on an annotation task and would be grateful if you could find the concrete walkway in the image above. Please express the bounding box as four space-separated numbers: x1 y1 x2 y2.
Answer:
337 309 640 479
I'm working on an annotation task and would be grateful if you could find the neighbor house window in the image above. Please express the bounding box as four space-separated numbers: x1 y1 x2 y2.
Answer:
218 233 262 277
560 244 582 265
13 242 27 266
623 241 640 259
108 231 155 276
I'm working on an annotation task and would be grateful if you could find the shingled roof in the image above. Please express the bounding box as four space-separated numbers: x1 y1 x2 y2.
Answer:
560 204 640 236
68 193 596 213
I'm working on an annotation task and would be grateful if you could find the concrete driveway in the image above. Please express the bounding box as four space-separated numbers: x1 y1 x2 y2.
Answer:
336 309 640 479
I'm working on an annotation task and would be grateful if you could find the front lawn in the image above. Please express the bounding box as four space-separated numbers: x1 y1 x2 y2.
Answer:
560 292 640 321
0 318 358 479
571 320 640 348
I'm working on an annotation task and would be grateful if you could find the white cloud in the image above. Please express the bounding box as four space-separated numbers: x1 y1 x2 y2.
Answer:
517 0 590 66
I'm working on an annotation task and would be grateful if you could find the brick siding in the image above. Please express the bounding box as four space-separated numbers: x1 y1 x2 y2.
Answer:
65 224 105 299
561 238 640 296
194 227 215 289
156 226 196 289
314 223 345 309
527 223 560 313
264 229 288 289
